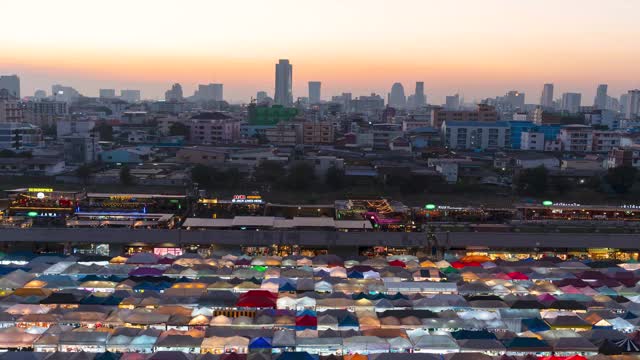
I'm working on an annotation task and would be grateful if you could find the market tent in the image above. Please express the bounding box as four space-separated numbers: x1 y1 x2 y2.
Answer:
343 336 390 354
275 353 318 360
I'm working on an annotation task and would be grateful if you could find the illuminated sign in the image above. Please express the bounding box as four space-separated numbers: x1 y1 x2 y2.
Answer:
28 188 53 193
36 192 46 199
198 198 218 204
27 211 38 217
542 200 553 206
232 194 263 204
424 204 436 210
109 196 133 201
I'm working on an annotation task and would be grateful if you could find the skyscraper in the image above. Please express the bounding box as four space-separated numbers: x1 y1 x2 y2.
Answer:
256 91 268 103
120 90 141 103
0 75 20 99
308 81 321 104
388 83 406 108
445 94 460 110
195 83 224 101
212 84 223 101
594 84 608 109
99 89 116 99
414 82 426 107
541 83 554 108
504 90 525 109
561 92 582 113
275 59 293 106
165 83 183 102
626 89 640 119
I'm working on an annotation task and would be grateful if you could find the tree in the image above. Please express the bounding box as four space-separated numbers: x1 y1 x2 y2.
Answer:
552 177 572 193
169 122 190 137
254 161 285 184
286 162 315 190
95 123 114 141
605 166 637 194
75 164 93 184
119 165 134 185
515 166 549 195
325 165 346 190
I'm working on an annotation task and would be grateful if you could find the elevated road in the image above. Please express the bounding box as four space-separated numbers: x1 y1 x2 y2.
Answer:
0 228 636 250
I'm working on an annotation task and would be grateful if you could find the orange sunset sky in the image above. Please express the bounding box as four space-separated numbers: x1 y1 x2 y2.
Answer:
1 0 639 103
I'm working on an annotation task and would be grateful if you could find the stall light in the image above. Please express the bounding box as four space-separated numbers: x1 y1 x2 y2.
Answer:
425 204 436 210
542 200 553 206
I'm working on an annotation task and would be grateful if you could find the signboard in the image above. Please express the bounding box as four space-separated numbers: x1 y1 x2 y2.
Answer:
28 188 53 193
424 204 436 210
542 200 553 206
232 194 263 204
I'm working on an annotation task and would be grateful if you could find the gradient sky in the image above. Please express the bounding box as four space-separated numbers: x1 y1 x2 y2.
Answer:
1 0 639 104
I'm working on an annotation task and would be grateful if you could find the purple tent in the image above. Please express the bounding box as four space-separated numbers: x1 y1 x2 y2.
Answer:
129 267 164 277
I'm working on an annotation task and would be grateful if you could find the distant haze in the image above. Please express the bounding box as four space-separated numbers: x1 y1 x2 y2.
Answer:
1 0 639 103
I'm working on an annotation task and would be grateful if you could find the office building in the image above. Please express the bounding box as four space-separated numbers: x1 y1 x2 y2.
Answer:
165 83 184 102
33 90 47 100
120 90 141 103
388 83 406 108
445 94 460 110
308 81 321 104
99 89 116 99
275 59 293 106
594 84 608 110
504 90 525 109
413 82 426 107
540 83 554 108
0 75 20 99
194 83 223 102
52 84 80 103
625 89 640 119
561 92 582 113
352 93 384 114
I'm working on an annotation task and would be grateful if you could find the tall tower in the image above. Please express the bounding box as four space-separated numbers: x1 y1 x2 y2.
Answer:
308 81 321 104
541 83 554 108
275 59 293 106
388 83 406 108
594 84 608 109
414 82 426 107
626 89 640 119
0 75 20 99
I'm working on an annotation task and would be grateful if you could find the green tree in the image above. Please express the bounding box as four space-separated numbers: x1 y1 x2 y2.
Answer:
224 167 243 188
119 165 134 185
191 165 215 187
168 122 190 137
75 164 93 185
286 162 315 190
254 160 285 184
325 165 346 190
516 166 549 195
95 123 114 141
605 166 637 194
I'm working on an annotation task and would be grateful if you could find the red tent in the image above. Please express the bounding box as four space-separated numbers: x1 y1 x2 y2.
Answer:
507 272 529 280
388 260 406 268
295 315 318 327
236 290 277 308
451 261 481 269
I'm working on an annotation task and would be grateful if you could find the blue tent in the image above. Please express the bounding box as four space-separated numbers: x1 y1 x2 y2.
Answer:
279 282 297 292
347 271 363 279
249 337 273 349
338 313 359 327
521 318 551 332
276 352 318 360
296 309 316 317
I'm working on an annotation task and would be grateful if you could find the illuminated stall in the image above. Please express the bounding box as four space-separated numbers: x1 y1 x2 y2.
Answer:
6 188 83 225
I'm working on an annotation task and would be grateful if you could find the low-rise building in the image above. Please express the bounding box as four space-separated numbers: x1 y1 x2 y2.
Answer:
558 125 593 152
442 121 510 150
265 122 302 146
0 156 65 176
302 121 334 145
176 146 227 165
0 123 44 150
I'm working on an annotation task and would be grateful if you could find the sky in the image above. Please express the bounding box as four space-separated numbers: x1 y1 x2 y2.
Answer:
1 0 639 104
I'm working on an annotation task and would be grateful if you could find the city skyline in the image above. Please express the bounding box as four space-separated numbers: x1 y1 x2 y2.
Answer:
1 0 639 103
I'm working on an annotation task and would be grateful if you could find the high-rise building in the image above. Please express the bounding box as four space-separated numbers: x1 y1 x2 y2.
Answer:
99 89 116 99
120 90 141 103
561 92 582 113
0 75 20 99
626 89 640 119
504 90 525 109
308 81 321 104
413 82 426 107
388 83 406 108
34 90 46 100
195 83 224 102
52 84 81 103
594 84 608 109
445 94 460 110
165 83 183 102
275 59 293 106
256 91 268 103
541 83 554 108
